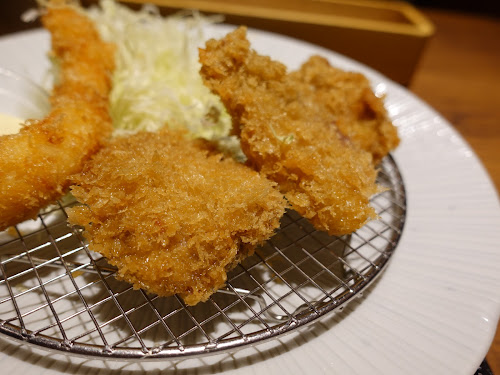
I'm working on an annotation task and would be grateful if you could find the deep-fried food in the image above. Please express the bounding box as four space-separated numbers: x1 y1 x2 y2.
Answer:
288 55 399 163
0 2 114 230
67 129 286 305
200 27 384 235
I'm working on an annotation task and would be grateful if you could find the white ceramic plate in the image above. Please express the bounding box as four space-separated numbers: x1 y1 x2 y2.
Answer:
0 25 499 375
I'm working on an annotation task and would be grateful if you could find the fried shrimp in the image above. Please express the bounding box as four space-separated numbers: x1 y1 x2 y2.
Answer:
200 27 383 235
0 2 114 230
67 129 286 306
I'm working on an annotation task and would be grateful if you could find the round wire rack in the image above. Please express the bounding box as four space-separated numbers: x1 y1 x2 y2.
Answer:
0 155 406 360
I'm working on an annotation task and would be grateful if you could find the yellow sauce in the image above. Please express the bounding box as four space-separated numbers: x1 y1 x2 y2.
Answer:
0 112 24 136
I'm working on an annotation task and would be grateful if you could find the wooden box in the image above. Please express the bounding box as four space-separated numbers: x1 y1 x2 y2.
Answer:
106 0 435 85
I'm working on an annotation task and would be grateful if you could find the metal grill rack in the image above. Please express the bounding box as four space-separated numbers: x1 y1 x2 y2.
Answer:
0 155 406 360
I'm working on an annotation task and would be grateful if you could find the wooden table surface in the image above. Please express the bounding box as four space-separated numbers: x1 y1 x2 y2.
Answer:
409 8 500 374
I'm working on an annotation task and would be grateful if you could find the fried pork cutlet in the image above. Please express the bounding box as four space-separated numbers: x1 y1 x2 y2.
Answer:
0 2 114 230
200 27 384 235
67 129 286 306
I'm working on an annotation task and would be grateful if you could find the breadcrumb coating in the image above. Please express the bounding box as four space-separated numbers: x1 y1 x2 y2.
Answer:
289 56 399 163
0 2 114 230
200 27 386 235
67 129 286 305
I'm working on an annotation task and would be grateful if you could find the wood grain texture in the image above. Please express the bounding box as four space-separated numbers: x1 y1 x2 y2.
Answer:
410 9 500 192
409 9 500 374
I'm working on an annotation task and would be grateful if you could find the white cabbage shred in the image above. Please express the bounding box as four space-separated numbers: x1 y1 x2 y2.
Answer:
85 0 233 143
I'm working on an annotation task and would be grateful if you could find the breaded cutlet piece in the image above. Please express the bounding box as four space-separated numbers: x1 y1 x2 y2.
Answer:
200 27 380 235
67 129 286 306
288 56 399 163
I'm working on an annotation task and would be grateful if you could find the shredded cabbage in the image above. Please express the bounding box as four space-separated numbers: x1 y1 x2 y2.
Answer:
85 0 232 141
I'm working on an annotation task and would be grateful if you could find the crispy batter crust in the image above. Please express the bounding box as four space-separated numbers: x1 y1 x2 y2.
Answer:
200 27 389 235
0 3 114 230
67 129 286 305
289 56 399 163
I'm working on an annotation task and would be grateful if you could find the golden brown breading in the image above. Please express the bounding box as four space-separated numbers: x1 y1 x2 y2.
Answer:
67 129 286 306
0 3 114 230
200 27 382 235
288 55 399 163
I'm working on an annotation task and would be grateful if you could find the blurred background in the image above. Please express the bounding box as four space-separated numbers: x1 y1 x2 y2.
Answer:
1 0 500 33
1 0 498 87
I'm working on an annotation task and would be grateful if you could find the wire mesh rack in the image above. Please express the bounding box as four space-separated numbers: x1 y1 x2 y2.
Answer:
0 155 406 360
